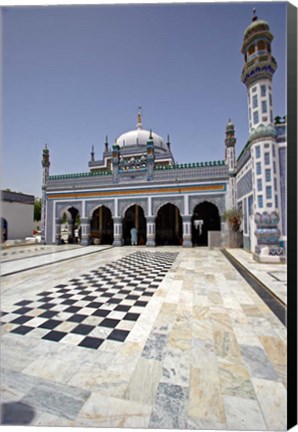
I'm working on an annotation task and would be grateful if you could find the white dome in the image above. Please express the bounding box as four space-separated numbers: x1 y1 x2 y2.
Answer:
116 125 167 151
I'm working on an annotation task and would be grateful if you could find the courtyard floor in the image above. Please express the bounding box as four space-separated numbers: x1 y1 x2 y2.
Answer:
0 245 287 430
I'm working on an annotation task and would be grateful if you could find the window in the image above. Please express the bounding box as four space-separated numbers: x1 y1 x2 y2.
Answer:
252 86 257 93
273 161 276 174
270 111 273 123
261 84 266 96
253 111 259 124
265 169 271 182
253 95 258 108
275 195 278 207
272 145 276 157
262 101 267 113
249 107 251 119
258 40 266 51
274 177 277 190
256 162 262 175
258 195 263 208
264 153 270 165
269 93 272 106
257 179 262 191
248 45 255 55
266 186 272 199
255 146 261 158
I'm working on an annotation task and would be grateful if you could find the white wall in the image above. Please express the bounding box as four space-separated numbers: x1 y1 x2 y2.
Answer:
2 201 34 240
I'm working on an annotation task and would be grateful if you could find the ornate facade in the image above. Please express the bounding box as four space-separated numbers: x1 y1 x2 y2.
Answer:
41 12 286 262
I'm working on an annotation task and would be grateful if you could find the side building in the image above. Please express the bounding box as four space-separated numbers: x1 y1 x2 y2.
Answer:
41 12 286 263
1 190 35 242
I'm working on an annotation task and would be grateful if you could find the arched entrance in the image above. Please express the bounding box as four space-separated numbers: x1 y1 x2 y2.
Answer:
123 205 146 245
192 201 220 246
90 206 114 244
1 218 8 242
155 203 182 246
61 207 80 244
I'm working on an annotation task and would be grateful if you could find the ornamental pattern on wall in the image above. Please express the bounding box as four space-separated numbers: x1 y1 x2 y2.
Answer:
237 170 253 200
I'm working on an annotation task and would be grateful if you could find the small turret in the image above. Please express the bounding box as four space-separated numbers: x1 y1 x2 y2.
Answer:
41 144 50 244
112 140 120 183
105 136 109 152
146 130 155 181
166 134 171 151
90 145 95 162
42 144 50 169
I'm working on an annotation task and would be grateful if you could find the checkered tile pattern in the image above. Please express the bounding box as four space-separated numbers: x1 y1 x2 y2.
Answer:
1 251 177 350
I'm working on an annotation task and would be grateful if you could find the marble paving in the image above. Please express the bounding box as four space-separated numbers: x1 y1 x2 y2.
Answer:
1 245 111 276
226 248 287 305
0 246 287 429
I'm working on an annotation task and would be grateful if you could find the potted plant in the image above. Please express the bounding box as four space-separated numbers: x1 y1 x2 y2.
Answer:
223 209 243 248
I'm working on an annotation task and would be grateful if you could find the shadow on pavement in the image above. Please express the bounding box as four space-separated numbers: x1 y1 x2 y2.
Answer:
1 401 35 425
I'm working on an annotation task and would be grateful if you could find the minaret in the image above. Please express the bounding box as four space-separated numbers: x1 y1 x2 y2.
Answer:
41 144 50 244
225 119 237 209
146 129 155 181
241 8 277 132
112 139 120 183
105 136 109 152
90 145 95 162
241 11 284 262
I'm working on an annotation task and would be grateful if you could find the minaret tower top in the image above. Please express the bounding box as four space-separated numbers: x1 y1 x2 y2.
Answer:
241 10 277 132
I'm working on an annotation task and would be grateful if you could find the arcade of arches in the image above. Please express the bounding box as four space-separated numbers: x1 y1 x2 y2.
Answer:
55 201 221 247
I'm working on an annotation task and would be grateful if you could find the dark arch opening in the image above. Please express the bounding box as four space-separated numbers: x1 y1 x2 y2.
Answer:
61 207 80 244
191 201 221 246
90 206 114 245
1 218 8 242
155 203 182 246
123 205 146 246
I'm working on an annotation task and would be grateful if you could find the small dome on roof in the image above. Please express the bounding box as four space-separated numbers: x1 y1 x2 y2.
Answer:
244 19 270 40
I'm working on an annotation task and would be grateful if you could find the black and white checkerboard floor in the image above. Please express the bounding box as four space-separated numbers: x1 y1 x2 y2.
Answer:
1 251 177 350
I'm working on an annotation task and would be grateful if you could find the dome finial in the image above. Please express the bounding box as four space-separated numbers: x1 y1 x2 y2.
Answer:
137 106 142 128
252 7 257 22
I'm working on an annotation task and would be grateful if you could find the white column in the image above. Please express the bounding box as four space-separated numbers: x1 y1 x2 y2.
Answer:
182 215 192 248
55 217 62 245
80 217 91 246
184 194 189 215
113 217 123 246
146 216 156 247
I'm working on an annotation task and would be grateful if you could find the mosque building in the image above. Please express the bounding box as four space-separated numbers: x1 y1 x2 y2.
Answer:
41 11 287 263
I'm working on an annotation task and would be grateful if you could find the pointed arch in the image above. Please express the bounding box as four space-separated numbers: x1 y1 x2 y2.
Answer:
90 205 114 244
191 201 221 246
155 203 182 246
122 204 146 245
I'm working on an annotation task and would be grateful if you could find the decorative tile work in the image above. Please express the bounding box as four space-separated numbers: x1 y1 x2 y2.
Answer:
237 169 252 200
278 147 286 236
1 252 177 350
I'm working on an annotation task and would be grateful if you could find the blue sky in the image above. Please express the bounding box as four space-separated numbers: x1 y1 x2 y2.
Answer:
2 1 287 198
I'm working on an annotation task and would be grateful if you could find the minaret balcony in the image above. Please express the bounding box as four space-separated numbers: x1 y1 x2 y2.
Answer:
241 56 277 85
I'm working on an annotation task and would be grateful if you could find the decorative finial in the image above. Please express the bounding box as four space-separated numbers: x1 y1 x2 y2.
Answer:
167 134 171 149
149 129 153 139
105 136 109 151
137 106 142 125
252 8 257 22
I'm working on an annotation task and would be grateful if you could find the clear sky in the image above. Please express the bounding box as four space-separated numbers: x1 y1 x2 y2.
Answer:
2 1 287 198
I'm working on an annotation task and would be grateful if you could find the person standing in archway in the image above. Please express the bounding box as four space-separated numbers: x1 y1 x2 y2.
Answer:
130 226 138 245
